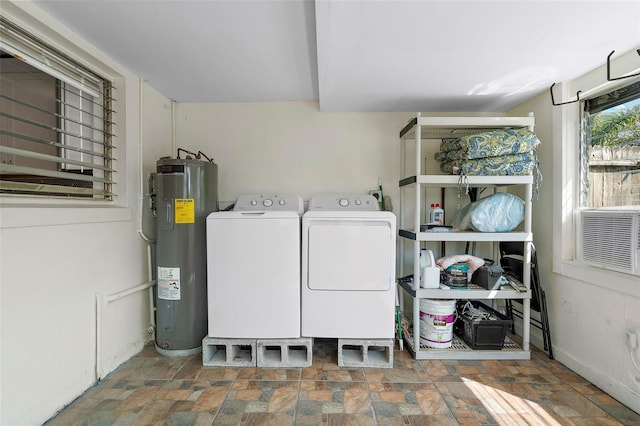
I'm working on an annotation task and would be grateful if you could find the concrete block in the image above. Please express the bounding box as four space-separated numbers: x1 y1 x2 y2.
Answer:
338 339 394 368
202 337 256 367
256 338 313 368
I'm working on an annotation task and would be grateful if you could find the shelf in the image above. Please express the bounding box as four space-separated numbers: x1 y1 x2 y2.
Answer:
399 115 535 139
400 174 533 188
403 332 530 360
399 229 532 242
397 114 535 361
398 280 531 300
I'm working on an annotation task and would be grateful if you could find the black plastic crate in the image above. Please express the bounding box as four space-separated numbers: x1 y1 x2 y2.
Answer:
456 301 512 350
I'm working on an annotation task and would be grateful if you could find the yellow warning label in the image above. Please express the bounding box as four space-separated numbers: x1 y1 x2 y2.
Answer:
174 198 195 224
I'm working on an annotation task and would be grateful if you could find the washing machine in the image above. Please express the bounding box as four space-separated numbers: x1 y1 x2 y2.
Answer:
301 193 396 339
206 194 303 338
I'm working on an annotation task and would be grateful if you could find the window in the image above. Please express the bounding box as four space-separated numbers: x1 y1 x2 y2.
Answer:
580 80 640 208
0 17 115 200
550 53 640 291
577 80 640 277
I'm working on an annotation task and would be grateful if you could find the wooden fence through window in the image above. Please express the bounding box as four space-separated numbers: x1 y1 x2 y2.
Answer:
588 146 640 207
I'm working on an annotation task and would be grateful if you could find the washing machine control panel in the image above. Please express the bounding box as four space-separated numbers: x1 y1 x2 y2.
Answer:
309 194 380 211
234 194 304 214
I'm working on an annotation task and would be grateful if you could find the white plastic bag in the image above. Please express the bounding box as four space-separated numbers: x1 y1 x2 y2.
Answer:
452 193 524 232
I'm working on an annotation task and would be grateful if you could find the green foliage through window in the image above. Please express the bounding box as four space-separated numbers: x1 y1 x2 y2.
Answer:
589 102 640 147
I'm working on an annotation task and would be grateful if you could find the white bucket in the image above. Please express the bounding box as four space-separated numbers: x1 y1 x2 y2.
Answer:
419 299 456 348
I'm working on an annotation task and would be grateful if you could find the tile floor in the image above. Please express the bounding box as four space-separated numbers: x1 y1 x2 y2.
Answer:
46 338 640 425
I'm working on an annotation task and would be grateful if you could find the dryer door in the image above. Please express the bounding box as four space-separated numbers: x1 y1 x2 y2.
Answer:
307 220 393 291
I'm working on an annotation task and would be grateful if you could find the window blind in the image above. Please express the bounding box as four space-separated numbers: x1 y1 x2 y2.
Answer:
0 17 116 200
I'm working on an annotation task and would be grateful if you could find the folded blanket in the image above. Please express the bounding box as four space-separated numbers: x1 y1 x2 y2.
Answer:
439 152 537 176
436 128 540 160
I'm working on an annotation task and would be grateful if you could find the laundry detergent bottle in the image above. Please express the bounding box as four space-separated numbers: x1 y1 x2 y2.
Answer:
420 248 440 288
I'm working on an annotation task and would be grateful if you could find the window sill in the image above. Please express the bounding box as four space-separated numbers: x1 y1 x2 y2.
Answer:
0 203 132 229
553 259 639 298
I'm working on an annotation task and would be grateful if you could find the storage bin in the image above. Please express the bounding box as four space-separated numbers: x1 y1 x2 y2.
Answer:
456 301 512 350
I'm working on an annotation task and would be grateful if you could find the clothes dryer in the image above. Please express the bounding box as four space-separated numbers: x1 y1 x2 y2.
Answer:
301 194 396 339
206 194 303 338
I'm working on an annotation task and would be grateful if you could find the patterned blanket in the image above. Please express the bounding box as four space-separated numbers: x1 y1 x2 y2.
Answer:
436 128 540 162
439 152 537 176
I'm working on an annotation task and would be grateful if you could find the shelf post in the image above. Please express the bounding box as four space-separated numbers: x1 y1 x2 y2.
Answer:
398 124 407 350
399 125 406 279
413 113 422 352
521 182 534 352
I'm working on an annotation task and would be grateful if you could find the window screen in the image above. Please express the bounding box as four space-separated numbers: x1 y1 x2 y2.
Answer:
0 17 115 200
580 80 640 208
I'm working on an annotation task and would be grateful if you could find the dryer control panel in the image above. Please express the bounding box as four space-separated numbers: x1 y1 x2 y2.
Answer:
234 194 304 214
308 194 379 211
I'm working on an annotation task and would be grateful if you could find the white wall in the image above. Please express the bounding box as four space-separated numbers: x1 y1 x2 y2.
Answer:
175 101 410 205
2 2 639 423
0 3 173 424
510 50 640 413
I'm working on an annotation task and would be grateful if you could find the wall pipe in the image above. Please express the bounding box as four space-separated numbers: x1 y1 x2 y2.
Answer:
95 79 157 381
171 100 176 155
105 281 155 304
137 78 154 243
95 279 155 380
135 79 156 337
95 292 103 381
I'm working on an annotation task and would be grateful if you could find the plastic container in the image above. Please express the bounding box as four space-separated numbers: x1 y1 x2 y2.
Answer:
419 299 456 348
420 248 440 288
428 203 444 225
444 263 468 287
456 301 512 350
471 264 504 290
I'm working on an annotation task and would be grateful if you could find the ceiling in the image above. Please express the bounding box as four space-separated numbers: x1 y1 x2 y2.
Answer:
33 0 640 112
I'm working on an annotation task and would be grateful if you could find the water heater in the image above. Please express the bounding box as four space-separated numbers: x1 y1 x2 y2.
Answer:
154 157 218 355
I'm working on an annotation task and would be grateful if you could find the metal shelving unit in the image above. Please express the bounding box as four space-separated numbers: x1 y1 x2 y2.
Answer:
398 114 535 360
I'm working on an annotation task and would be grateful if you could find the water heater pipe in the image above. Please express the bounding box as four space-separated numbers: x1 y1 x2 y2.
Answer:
135 80 156 350
96 205 157 380
171 100 176 155
137 79 154 243
95 279 155 380
104 281 155 304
